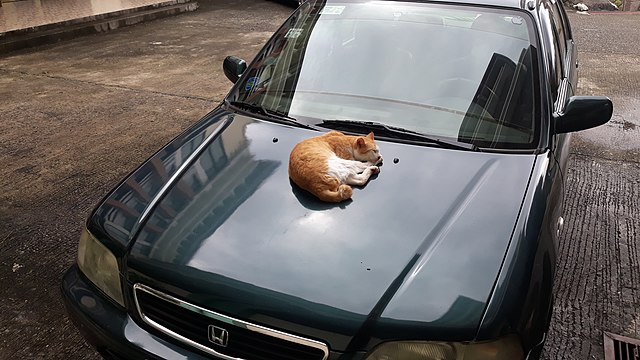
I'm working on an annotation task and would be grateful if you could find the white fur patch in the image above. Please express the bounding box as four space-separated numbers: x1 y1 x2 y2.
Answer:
326 155 370 183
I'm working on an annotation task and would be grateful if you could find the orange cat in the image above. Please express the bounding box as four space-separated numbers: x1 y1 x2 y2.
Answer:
289 131 383 203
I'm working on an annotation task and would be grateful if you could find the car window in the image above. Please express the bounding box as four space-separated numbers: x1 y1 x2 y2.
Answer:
550 6 567 57
539 1 563 99
549 3 567 80
234 1 541 150
552 0 574 80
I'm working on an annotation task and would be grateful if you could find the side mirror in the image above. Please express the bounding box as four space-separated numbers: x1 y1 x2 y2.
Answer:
223 56 247 83
554 96 613 134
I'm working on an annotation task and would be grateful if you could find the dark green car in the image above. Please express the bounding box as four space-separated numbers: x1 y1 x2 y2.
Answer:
62 0 612 359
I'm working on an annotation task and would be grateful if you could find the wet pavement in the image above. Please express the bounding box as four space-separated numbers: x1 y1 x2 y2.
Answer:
0 2 638 359
567 12 640 161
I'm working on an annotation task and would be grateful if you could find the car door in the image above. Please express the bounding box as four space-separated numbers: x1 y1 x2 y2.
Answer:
540 0 572 251
550 0 576 171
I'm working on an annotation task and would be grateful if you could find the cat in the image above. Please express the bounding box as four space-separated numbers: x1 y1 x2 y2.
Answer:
289 131 383 203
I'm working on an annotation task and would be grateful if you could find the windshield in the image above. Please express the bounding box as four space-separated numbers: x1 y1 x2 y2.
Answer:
232 0 540 150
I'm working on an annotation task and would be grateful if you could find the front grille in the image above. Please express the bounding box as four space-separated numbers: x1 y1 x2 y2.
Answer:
133 284 328 360
604 332 640 360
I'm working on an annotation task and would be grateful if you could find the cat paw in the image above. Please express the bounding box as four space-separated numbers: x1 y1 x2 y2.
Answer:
370 166 380 174
338 185 353 200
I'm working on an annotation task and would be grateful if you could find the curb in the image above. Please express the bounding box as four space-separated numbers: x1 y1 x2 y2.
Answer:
0 0 198 54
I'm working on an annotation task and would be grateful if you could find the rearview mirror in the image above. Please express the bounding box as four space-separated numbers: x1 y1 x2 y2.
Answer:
223 56 247 83
554 96 613 134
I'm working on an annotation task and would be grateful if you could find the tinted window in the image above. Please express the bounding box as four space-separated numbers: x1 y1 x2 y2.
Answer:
549 6 566 80
234 1 540 150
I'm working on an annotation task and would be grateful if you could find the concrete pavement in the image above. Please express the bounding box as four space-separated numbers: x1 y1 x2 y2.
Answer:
566 12 640 163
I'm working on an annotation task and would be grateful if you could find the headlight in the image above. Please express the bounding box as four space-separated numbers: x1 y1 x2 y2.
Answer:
77 228 125 307
364 335 523 360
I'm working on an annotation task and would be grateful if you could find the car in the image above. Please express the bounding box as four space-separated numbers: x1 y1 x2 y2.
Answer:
61 0 613 359
271 0 306 8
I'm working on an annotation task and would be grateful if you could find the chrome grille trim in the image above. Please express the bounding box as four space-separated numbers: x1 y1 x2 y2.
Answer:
133 283 329 360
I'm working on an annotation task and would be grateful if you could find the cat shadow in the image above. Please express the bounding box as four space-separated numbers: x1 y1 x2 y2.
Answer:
290 180 352 210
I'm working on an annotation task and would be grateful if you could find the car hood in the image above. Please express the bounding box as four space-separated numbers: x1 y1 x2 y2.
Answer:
124 113 535 351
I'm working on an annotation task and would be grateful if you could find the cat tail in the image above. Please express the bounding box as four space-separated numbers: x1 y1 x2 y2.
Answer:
317 184 353 203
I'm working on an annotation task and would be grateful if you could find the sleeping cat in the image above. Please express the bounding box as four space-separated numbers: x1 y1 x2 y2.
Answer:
289 131 383 203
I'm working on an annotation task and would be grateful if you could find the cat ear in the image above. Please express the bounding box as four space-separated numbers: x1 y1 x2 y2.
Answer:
367 132 375 140
356 138 365 148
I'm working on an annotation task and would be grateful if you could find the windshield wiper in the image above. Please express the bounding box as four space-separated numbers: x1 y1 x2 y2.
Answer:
226 100 319 131
319 119 478 151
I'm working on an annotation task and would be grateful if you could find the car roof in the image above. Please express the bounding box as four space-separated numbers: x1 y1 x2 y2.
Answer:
327 0 530 12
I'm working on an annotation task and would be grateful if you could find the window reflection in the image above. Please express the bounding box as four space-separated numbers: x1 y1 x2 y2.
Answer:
133 121 279 263
94 122 214 243
458 46 537 148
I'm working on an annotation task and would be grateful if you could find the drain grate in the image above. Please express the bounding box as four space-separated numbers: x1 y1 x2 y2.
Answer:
604 332 640 360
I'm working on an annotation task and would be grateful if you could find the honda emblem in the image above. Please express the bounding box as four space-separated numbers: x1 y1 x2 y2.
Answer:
208 325 229 347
